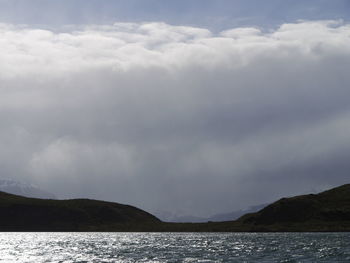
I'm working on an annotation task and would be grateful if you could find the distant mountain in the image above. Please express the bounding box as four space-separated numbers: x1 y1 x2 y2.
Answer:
0 191 160 231
155 204 267 223
0 179 56 199
154 211 208 223
207 204 267 222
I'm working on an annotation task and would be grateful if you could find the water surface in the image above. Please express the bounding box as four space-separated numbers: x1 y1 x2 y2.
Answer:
0 232 349 262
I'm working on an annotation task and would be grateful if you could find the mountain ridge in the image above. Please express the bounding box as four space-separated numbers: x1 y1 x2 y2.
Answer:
0 179 56 199
0 191 160 231
156 204 267 223
0 183 349 231
234 183 350 231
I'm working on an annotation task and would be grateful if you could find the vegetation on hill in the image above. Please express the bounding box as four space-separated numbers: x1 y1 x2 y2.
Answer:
0 184 349 231
235 183 350 231
0 191 160 231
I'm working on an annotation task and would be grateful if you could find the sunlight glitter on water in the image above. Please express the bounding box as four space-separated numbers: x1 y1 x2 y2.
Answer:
0 232 349 262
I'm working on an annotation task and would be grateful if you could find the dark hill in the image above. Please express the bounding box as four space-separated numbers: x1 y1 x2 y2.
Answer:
0 184 349 232
236 184 350 231
0 191 160 231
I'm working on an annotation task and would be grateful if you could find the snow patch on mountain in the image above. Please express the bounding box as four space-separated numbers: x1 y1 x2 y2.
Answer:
0 179 56 199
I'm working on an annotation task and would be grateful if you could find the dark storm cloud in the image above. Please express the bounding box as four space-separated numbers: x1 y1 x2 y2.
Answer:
0 21 349 216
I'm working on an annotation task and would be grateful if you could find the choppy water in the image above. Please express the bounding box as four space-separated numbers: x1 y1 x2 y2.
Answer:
0 232 349 262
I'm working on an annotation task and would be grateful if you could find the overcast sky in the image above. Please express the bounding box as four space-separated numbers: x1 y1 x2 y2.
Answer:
0 0 350 217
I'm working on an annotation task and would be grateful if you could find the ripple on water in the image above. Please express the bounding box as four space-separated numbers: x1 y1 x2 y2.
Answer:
0 232 349 262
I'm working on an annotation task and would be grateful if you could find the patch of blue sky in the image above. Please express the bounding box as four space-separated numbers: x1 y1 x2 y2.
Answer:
0 0 348 31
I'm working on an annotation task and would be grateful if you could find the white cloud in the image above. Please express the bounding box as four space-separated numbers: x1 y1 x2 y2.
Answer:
0 20 349 216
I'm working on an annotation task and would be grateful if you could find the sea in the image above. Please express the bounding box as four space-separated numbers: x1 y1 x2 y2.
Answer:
0 232 349 262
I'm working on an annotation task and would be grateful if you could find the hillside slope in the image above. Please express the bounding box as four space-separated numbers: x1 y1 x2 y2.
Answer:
0 191 160 231
0 184 349 232
237 184 350 231
0 179 56 199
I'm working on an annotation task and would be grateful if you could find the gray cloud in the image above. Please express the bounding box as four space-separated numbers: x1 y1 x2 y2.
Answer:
0 20 350 216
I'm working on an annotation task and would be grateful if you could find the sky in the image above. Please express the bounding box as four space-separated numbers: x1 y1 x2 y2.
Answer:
0 0 350 217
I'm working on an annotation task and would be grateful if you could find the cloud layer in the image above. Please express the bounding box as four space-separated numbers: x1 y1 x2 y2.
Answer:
0 20 350 216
